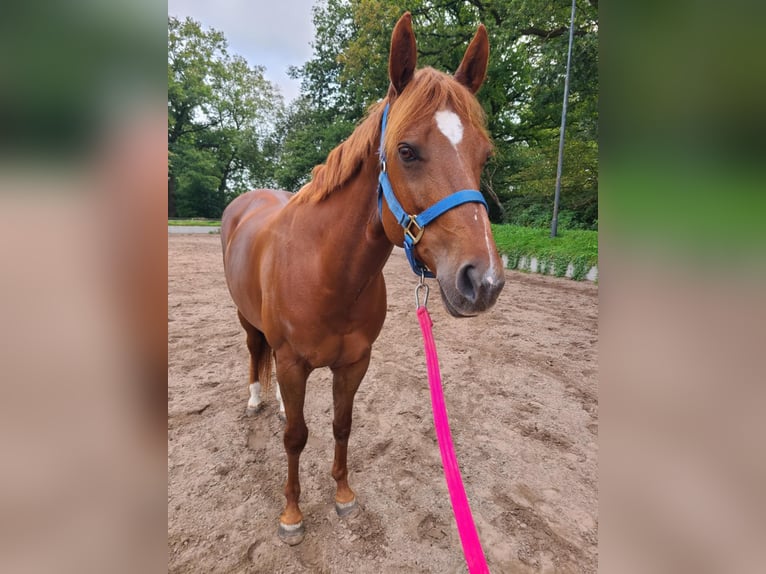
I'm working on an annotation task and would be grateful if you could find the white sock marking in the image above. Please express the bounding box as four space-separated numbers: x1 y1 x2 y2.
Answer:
473 206 497 281
435 110 464 148
248 382 262 408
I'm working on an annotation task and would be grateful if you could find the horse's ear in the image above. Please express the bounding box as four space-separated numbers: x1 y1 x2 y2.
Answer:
455 24 489 94
388 12 417 96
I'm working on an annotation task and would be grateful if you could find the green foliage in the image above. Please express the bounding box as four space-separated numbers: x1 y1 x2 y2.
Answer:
552 253 570 277
168 16 284 217
172 145 221 217
491 224 597 280
570 255 592 281
269 97 357 191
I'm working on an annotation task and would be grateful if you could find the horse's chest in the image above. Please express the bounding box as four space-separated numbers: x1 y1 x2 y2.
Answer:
276 297 385 369
303 312 381 363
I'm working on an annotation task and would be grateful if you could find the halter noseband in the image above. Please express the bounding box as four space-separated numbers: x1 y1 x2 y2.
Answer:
377 103 489 277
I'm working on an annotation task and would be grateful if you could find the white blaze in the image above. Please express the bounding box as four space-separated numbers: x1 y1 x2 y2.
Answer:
483 216 496 277
435 110 464 148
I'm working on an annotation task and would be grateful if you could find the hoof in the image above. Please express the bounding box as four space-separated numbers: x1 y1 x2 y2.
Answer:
245 403 263 417
335 498 360 518
278 521 305 546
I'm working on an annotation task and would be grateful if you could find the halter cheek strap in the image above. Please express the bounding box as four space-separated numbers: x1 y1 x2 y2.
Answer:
377 103 488 278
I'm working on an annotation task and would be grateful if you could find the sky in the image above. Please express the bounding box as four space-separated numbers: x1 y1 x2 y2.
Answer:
168 0 316 102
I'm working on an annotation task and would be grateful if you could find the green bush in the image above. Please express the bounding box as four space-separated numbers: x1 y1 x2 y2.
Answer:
492 225 598 281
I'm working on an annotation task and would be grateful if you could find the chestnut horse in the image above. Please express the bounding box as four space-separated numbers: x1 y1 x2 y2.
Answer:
221 13 504 545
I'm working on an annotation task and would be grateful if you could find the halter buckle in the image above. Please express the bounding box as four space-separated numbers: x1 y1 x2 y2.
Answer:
404 215 424 244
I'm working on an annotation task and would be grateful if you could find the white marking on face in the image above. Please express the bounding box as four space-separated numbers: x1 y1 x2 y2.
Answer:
482 215 496 277
435 110 464 148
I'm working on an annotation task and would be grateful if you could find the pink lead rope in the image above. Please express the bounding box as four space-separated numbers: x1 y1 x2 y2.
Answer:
417 304 490 573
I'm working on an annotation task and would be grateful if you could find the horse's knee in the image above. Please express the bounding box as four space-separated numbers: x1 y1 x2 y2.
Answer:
284 422 308 454
332 422 351 444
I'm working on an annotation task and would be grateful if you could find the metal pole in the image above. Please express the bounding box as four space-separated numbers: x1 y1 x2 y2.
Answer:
551 0 577 238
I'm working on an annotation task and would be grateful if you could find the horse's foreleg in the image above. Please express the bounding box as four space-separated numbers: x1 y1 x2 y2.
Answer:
330 352 370 517
275 355 310 545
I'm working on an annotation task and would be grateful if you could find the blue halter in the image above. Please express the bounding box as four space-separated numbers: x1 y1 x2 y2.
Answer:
377 103 488 277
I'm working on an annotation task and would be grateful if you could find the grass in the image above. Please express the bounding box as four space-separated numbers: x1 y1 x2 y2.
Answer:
491 224 598 281
168 219 221 227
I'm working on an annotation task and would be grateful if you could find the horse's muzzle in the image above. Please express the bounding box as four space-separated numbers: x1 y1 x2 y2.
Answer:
438 262 505 317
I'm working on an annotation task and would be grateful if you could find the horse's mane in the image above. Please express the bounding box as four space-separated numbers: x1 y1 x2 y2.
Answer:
291 67 489 205
290 100 385 205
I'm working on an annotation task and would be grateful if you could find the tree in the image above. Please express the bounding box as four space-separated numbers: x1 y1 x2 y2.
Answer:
167 16 283 217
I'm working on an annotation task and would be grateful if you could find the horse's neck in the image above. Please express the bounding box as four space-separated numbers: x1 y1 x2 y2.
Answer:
296 158 393 287
331 159 393 276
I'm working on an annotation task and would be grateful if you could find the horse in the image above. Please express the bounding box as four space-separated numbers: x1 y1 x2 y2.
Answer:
221 12 505 545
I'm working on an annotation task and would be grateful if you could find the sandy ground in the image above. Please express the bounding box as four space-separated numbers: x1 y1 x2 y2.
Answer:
168 234 598 573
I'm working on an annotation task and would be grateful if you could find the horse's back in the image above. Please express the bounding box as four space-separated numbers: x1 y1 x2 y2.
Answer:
221 189 292 257
221 189 292 326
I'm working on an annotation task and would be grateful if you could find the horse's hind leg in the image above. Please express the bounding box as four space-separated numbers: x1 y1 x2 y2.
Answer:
275 352 311 545
237 311 267 416
330 351 370 517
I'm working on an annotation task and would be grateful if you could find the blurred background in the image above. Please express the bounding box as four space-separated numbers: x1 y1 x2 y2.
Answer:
0 0 764 572
0 1 166 572
600 1 766 572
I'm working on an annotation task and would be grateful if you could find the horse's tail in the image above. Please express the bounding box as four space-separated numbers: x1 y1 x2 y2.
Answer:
238 311 273 393
255 332 273 394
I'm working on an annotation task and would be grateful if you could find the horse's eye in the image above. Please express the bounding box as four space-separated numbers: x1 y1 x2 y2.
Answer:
398 144 418 163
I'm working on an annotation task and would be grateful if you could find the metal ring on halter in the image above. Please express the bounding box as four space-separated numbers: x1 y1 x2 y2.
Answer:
415 271 429 308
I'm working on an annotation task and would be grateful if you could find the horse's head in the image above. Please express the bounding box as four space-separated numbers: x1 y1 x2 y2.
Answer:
379 13 505 317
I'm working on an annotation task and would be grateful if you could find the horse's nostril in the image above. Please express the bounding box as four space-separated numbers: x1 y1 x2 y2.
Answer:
456 264 480 303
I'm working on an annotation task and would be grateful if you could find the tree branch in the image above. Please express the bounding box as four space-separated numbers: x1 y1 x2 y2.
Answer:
176 122 219 140
464 0 504 27
519 26 588 40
